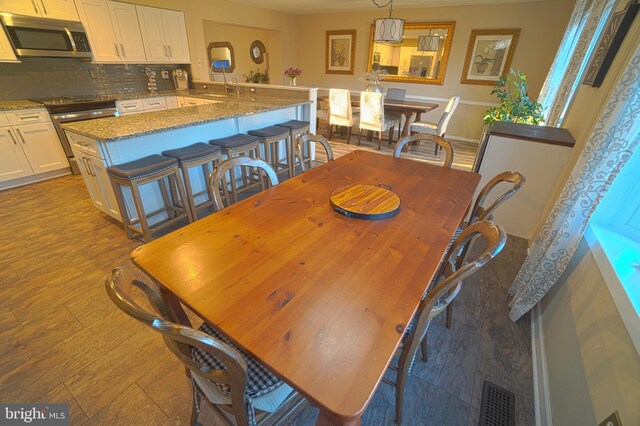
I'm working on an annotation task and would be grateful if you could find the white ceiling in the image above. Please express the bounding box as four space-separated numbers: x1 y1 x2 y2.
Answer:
225 0 551 15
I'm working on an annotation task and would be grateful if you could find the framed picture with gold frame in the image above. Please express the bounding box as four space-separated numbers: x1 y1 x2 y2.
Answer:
461 29 520 85
326 30 356 75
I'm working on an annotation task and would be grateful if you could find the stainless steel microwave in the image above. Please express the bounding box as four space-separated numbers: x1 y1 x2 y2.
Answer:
0 13 91 58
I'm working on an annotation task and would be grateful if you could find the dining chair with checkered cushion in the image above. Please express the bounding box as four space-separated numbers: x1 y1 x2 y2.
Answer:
394 134 454 168
380 221 506 425
209 157 278 211
105 267 304 426
437 171 525 329
293 134 334 174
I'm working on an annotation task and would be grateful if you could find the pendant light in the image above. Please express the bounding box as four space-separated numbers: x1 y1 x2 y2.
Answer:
417 31 439 52
373 0 405 43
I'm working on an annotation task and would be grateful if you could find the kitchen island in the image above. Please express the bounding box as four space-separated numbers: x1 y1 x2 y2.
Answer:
63 90 316 222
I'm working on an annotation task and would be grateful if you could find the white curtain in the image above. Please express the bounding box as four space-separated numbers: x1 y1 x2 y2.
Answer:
508 44 640 322
539 0 612 126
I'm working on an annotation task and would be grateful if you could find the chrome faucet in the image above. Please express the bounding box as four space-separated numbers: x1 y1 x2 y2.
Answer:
231 77 240 98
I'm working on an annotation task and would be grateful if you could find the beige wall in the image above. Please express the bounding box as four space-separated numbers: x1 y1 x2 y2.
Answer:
541 239 640 425
295 0 573 140
120 0 298 83
202 21 279 83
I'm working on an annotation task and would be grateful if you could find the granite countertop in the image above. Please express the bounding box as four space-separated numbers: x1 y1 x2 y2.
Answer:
0 100 45 111
62 98 309 142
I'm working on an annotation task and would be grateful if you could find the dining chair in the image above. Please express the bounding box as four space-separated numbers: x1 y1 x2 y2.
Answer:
410 96 460 154
358 91 400 150
209 156 278 211
293 134 334 174
394 134 454 168
328 89 359 143
440 171 525 329
382 221 507 425
105 267 304 426
386 88 406 139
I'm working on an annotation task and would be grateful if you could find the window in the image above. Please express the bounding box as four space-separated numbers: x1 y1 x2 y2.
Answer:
587 146 640 353
538 0 616 126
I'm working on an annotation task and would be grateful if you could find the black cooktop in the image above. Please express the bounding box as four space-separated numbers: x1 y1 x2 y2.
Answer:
31 95 117 113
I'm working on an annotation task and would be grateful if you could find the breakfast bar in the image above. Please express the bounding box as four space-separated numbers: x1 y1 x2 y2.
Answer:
62 91 316 222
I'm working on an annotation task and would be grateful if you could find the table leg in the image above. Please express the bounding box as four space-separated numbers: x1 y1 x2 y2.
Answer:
401 112 416 153
316 410 361 426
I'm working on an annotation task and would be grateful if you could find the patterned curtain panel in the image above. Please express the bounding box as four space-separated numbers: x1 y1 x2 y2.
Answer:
508 45 640 322
540 0 611 127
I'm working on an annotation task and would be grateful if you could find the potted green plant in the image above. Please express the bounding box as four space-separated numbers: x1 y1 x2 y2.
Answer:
243 69 269 84
484 69 544 127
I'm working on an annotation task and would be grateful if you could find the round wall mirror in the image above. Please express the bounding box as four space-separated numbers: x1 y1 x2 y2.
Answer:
250 40 266 64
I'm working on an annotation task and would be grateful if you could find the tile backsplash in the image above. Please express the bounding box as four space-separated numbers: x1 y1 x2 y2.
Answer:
0 58 190 100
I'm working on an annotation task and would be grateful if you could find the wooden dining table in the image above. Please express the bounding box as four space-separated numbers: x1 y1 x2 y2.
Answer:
318 95 439 137
131 151 480 425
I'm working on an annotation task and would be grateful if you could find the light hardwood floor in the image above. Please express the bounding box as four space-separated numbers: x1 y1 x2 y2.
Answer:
0 140 534 425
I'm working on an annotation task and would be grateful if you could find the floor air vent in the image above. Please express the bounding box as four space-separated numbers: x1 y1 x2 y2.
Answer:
478 380 515 426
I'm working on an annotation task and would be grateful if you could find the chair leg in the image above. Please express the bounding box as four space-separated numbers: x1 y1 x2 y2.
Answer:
357 128 362 146
190 380 202 426
445 302 453 329
346 126 353 144
328 124 333 140
420 329 429 363
378 131 382 150
388 125 395 145
395 351 412 425
130 180 152 242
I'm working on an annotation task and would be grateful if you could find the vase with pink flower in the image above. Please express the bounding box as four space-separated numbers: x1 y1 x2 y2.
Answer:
284 67 302 86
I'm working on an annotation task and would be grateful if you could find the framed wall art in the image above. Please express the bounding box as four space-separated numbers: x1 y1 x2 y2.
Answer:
461 29 520 85
326 30 356 75
584 0 639 87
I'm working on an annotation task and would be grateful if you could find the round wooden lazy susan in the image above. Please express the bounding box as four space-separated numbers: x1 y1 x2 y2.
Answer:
330 184 400 220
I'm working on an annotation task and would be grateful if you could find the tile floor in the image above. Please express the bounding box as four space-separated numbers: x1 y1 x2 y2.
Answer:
0 139 534 425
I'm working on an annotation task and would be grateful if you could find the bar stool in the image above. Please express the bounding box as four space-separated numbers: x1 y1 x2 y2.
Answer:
275 120 310 174
247 126 294 178
108 155 193 242
162 142 222 220
209 133 262 204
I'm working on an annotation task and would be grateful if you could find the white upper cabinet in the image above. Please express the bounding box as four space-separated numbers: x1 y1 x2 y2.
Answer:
75 0 120 62
107 1 145 63
0 26 17 62
137 5 190 64
39 0 80 21
162 9 189 63
0 0 79 21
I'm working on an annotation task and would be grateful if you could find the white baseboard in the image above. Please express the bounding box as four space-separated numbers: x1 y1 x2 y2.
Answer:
531 303 553 426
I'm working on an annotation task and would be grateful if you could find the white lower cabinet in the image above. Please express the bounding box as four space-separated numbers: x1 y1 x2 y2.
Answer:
70 136 120 220
0 110 69 186
0 127 33 182
17 122 69 174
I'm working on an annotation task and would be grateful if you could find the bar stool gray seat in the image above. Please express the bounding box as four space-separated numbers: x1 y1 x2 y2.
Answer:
275 120 311 174
162 143 222 221
247 126 294 178
209 133 262 204
108 154 193 242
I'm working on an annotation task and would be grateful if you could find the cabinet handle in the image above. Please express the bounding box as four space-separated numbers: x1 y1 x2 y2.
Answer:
114 43 120 57
40 0 48 15
123 104 137 109
84 158 94 177
163 45 168 57
7 129 18 145
30 0 39 14
18 114 39 120
16 129 26 144
148 102 160 106
120 43 126 58
168 45 173 58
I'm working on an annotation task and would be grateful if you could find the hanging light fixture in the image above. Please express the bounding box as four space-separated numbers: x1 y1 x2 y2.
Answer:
373 0 405 43
417 31 439 52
